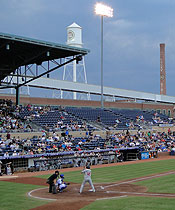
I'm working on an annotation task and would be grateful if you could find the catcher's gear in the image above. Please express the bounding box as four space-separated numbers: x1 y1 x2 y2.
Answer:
60 174 64 178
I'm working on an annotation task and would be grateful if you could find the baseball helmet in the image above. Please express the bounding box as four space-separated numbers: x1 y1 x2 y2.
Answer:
60 174 64 178
86 165 90 169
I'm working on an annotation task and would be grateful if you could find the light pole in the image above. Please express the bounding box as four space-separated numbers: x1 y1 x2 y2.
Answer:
94 2 113 109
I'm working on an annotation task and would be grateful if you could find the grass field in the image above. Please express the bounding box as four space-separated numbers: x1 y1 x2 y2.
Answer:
0 181 49 210
81 196 175 210
1 159 175 210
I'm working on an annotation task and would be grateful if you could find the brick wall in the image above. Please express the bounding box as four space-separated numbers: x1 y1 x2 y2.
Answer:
0 94 174 116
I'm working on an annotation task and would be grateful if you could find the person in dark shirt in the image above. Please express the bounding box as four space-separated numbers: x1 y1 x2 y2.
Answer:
47 170 59 193
6 132 11 140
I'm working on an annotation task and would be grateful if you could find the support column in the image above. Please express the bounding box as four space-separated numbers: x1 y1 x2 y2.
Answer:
73 59 77 100
101 16 104 108
16 68 20 105
16 87 19 105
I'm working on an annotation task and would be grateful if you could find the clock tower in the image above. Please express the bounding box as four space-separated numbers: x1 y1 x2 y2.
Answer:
66 22 82 48
60 23 90 100
160 43 166 95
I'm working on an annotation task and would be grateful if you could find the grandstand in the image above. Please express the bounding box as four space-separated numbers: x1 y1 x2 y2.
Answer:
0 99 173 172
0 32 175 174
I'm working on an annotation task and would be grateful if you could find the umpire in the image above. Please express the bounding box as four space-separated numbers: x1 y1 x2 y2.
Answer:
47 170 59 193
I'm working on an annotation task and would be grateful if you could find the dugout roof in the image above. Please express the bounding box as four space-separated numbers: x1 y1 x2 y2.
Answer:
0 32 89 81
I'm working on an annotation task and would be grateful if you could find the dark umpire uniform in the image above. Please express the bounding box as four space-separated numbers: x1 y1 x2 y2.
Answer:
47 171 59 193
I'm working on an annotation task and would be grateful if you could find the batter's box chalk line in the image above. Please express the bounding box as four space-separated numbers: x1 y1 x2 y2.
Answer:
28 187 57 201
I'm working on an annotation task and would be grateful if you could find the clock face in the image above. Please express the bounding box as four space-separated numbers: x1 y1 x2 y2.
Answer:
68 30 75 41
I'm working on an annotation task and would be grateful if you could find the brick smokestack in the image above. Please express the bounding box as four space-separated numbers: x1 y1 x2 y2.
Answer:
160 43 166 95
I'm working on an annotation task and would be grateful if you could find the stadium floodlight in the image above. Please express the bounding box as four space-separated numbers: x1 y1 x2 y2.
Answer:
94 2 113 17
94 2 113 109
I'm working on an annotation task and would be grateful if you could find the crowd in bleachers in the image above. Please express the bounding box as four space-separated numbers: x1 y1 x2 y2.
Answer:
1 99 173 133
67 107 173 130
0 99 33 133
109 129 175 153
19 105 95 132
0 99 175 159
0 128 175 158
0 101 96 133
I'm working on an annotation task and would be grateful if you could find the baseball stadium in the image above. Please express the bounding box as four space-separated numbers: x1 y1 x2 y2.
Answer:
1 2 175 210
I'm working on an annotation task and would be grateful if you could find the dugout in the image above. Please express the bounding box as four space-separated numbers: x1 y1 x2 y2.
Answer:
120 147 140 161
0 147 141 172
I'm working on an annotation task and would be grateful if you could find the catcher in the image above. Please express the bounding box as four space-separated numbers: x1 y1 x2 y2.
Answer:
53 174 70 194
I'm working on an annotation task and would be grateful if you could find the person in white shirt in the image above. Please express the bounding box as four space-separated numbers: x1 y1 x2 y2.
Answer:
4 152 9 157
80 165 95 193
12 151 18 156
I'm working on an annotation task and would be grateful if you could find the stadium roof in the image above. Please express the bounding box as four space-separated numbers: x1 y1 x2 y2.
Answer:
0 32 90 81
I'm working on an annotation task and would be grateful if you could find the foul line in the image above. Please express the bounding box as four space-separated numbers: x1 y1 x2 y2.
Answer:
103 171 175 189
106 191 175 197
28 187 57 201
96 195 127 201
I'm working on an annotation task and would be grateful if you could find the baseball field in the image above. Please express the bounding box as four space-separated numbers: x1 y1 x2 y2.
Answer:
1 156 175 210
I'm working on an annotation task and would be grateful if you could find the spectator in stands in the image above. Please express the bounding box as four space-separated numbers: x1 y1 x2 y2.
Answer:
6 132 10 140
12 150 19 156
4 152 9 157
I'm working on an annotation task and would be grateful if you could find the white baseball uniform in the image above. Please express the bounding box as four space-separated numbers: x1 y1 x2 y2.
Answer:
80 168 95 193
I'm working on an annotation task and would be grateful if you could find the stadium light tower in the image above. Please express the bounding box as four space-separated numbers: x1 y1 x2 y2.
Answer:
94 2 113 108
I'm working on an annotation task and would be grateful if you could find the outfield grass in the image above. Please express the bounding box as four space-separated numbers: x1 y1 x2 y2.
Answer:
0 181 49 210
38 159 175 184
